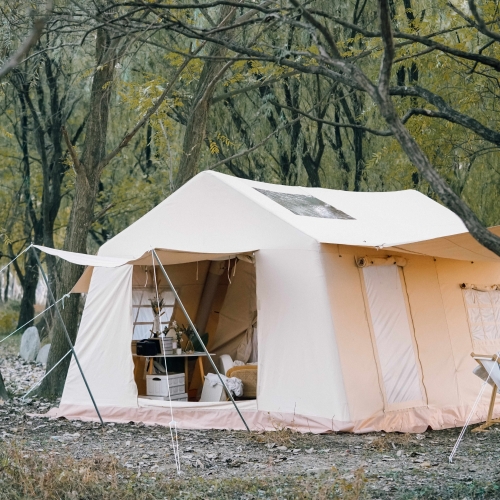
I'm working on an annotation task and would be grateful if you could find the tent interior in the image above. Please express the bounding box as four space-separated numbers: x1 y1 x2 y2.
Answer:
129 256 257 404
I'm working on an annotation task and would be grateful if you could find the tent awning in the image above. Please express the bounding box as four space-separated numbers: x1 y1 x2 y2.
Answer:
382 226 500 262
34 245 130 267
33 245 257 293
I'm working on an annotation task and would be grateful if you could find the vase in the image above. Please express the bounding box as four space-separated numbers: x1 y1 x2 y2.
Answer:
172 341 177 350
176 348 182 355
152 315 160 334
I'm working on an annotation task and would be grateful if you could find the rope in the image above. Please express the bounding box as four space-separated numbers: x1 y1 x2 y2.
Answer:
0 293 70 344
151 250 181 475
449 352 500 463
0 244 32 276
21 348 72 400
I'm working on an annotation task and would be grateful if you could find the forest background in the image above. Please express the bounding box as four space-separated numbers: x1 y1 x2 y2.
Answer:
1 0 500 397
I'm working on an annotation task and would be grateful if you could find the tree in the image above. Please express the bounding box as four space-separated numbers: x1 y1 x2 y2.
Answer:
3 0 500 397
0 1 50 80
39 13 126 396
121 0 500 255
174 4 237 189
0 0 52 400
38 3 194 397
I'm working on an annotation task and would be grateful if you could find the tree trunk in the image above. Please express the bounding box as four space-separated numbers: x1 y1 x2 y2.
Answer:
3 266 9 303
15 249 39 331
0 370 8 401
338 90 365 191
38 25 119 398
13 83 43 330
174 5 236 189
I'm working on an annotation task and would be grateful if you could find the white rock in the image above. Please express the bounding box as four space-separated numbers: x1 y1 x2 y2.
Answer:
36 344 50 365
19 327 40 362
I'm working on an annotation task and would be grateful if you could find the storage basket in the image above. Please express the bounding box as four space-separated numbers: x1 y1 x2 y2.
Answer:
146 373 185 396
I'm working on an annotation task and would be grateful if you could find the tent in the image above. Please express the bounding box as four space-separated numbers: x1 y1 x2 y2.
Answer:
46 171 500 433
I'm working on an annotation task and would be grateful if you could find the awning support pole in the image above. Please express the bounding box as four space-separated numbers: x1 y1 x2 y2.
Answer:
32 247 104 426
152 249 250 432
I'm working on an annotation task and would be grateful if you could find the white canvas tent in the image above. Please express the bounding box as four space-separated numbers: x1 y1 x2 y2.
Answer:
45 171 500 433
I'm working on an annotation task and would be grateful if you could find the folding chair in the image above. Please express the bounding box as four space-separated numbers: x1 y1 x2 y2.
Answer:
471 352 500 432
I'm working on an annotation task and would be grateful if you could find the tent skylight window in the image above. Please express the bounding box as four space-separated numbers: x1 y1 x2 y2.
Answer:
254 188 354 220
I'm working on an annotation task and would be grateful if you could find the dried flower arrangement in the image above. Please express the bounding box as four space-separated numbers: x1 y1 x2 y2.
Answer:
149 297 165 316
149 297 165 336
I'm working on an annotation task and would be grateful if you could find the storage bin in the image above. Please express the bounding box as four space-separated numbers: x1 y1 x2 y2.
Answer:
142 393 188 402
150 338 173 355
159 337 173 354
146 373 185 396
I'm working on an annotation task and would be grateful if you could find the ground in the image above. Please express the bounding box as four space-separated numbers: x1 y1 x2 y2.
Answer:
0 335 499 499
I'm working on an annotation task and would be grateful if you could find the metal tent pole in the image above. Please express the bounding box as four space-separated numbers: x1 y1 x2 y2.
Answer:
152 249 250 432
32 247 104 426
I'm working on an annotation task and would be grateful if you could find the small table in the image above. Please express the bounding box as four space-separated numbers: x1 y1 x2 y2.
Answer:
134 352 215 393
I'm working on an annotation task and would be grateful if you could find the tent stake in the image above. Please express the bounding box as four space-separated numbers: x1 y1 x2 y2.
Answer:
32 247 104 426
152 249 250 432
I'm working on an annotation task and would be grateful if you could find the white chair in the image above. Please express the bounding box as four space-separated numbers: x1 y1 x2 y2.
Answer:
219 354 234 376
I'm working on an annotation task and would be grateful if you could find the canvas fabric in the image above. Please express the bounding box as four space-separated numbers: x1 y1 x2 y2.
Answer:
61 265 138 408
362 265 424 407
210 260 257 362
47 171 500 433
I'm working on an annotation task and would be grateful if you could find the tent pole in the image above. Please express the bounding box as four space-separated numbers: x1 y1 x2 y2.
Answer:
31 247 104 426
152 249 250 432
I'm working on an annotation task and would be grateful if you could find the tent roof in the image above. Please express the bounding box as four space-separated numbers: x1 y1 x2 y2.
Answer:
217 173 468 247
92 171 498 262
384 226 500 262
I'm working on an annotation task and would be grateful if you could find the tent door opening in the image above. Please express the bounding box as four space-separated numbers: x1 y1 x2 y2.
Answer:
130 257 258 404
362 265 425 410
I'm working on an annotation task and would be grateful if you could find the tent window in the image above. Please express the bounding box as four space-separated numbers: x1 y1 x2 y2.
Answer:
363 265 424 406
254 188 354 219
463 289 500 342
132 288 175 340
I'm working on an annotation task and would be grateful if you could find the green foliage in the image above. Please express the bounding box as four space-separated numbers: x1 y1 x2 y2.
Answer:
2 0 500 265
0 301 20 336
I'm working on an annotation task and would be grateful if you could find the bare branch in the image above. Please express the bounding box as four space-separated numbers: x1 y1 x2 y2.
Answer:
268 99 393 136
61 126 85 177
394 30 500 72
401 107 450 123
309 6 500 71
289 0 342 59
212 71 299 103
0 0 53 81
448 0 500 43
207 115 302 171
97 46 201 171
394 47 435 63
391 85 500 146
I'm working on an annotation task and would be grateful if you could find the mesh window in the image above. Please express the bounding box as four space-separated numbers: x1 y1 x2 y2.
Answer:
254 188 354 219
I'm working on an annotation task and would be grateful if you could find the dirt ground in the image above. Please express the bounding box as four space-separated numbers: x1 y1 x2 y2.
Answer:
0 336 499 499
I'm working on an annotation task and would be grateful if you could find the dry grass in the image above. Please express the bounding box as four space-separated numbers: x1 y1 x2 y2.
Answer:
252 427 299 447
364 432 414 452
250 413 303 447
0 441 368 500
0 443 372 500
